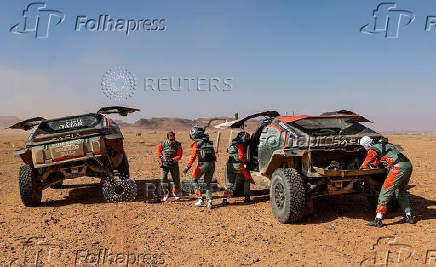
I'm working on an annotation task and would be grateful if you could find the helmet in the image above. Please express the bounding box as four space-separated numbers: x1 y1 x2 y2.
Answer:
190 125 205 140
232 131 251 145
360 136 373 150
238 131 250 144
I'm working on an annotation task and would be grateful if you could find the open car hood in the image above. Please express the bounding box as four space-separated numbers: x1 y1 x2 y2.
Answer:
202 117 232 130
320 110 359 116
214 111 280 129
9 117 46 131
275 114 371 123
97 106 140 116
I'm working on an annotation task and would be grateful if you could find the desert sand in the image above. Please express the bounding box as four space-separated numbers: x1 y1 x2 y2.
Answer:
0 128 435 266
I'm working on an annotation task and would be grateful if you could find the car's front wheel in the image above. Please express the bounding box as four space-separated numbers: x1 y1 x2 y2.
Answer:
270 168 306 223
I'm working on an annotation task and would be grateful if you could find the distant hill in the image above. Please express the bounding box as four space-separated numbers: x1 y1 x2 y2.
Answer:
127 117 261 130
0 116 20 129
113 120 132 127
132 118 194 129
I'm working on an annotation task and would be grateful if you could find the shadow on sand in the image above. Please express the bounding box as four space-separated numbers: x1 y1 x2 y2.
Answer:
41 181 435 225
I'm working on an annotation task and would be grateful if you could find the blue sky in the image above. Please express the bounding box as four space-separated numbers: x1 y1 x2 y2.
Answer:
0 0 435 132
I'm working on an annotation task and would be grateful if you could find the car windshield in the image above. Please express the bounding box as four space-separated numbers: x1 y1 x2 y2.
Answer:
290 117 376 135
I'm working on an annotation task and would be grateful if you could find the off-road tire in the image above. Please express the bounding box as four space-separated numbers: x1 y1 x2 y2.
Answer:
367 196 400 212
50 180 63 189
102 179 137 203
19 165 42 207
270 168 306 223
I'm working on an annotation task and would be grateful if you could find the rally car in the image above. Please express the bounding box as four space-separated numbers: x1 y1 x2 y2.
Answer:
10 106 139 206
216 110 396 223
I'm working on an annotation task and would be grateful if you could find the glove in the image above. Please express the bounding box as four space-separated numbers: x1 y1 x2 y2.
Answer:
183 166 191 174
160 156 167 168
166 158 174 164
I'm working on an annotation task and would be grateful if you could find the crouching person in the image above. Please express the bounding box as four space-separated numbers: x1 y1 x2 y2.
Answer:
183 125 216 209
223 131 252 205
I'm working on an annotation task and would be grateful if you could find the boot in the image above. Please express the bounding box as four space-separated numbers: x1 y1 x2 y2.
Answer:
366 218 383 227
194 197 204 207
222 189 230 205
244 195 251 203
404 214 416 224
147 197 161 204
207 200 213 209
162 193 170 202
172 189 180 201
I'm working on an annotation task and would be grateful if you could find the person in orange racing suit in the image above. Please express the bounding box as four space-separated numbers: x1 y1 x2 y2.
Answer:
183 125 216 209
157 131 182 201
360 136 415 227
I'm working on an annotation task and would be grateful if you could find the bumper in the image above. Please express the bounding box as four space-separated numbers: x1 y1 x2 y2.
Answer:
313 167 387 177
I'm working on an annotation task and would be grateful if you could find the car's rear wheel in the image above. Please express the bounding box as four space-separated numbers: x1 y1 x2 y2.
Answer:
19 165 42 207
270 168 306 223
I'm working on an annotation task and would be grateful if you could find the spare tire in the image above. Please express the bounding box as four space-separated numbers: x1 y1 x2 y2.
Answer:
102 179 137 203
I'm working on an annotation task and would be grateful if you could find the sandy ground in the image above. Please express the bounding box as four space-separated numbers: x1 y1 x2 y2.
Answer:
0 128 435 266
